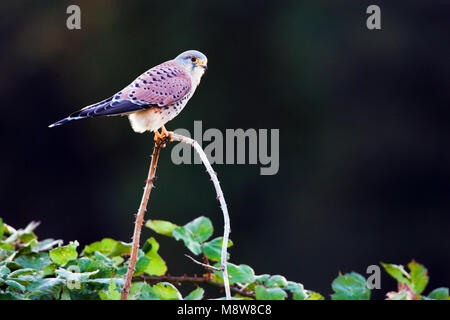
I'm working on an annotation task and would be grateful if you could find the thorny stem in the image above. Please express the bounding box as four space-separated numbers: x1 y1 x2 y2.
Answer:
135 275 253 299
169 132 232 300
121 132 232 300
121 138 165 300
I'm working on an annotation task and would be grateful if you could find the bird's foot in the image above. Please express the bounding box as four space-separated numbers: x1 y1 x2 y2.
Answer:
154 126 171 147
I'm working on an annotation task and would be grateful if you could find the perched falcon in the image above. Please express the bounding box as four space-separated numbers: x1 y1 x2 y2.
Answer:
49 50 208 140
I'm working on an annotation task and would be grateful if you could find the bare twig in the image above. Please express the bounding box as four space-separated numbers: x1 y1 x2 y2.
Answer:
169 131 232 300
135 275 253 299
184 254 222 271
121 132 232 300
121 138 165 300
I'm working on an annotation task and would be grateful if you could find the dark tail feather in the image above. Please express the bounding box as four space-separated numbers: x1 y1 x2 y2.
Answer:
48 116 83 128
48 96 114 128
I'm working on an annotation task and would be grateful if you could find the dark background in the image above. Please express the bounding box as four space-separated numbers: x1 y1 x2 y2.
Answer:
1 1 449 299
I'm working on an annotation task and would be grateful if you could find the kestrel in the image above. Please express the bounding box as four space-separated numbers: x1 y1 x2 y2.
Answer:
49 50 208 140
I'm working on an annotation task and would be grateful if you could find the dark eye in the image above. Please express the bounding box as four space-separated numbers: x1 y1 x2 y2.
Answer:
191 57 199 63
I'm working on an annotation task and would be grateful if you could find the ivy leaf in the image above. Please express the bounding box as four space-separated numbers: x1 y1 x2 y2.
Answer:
82 238 131 257
201 237 232 262
99 280 121 300
331 272 370 300
255 285 287 300
213 263 255 284
427 287 450 300
145 220 178 237
408 260 428 295
49 241 79 266
184 287 204 300
381 262 410 284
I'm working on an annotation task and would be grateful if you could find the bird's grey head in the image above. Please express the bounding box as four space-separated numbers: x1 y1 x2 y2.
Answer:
174 50 208 77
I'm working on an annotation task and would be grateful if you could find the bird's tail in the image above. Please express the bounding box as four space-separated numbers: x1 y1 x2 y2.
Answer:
48 96 114 128
48 116 83 128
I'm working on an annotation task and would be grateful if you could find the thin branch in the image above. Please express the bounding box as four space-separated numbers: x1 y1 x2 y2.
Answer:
121 139 165 300
169 132 232 300
121 132 232 300
135 275 254 299
184 254 222 271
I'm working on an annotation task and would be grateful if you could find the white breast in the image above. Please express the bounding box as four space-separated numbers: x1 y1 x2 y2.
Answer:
127 92 193 133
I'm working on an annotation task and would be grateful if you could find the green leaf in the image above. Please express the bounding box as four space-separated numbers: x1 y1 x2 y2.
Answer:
214 263 255 284
60 287 71 300
0 218 4 240
286 281 307 300
145 220 178 237
184 287 204 300
99 280 121 300
408 260 428 295
184 216 214 243
49 241 79 266
381 262 410 284
173 228 201 255
201 237 232 262
150 282 182 300
140 237 167 276
14 252 52 270
255 285 287 300
5 280 26 293
77 256 116 278
306 291 325 300
128 281 156 300
130 282 157 300
265 275 288 288
427 287 450 300
55 268 99 284
331 272 370 300
82 238 131 257
8 268 41 282
173 217 214 255
31 239 63 253
0 266 11 278
128 282 147 300
26 278 64 299
255 274 270 284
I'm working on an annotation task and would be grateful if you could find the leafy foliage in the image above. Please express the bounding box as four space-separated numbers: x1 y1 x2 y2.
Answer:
0 217 448 300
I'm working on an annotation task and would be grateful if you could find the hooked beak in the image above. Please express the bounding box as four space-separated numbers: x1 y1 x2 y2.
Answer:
199 60 208 70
